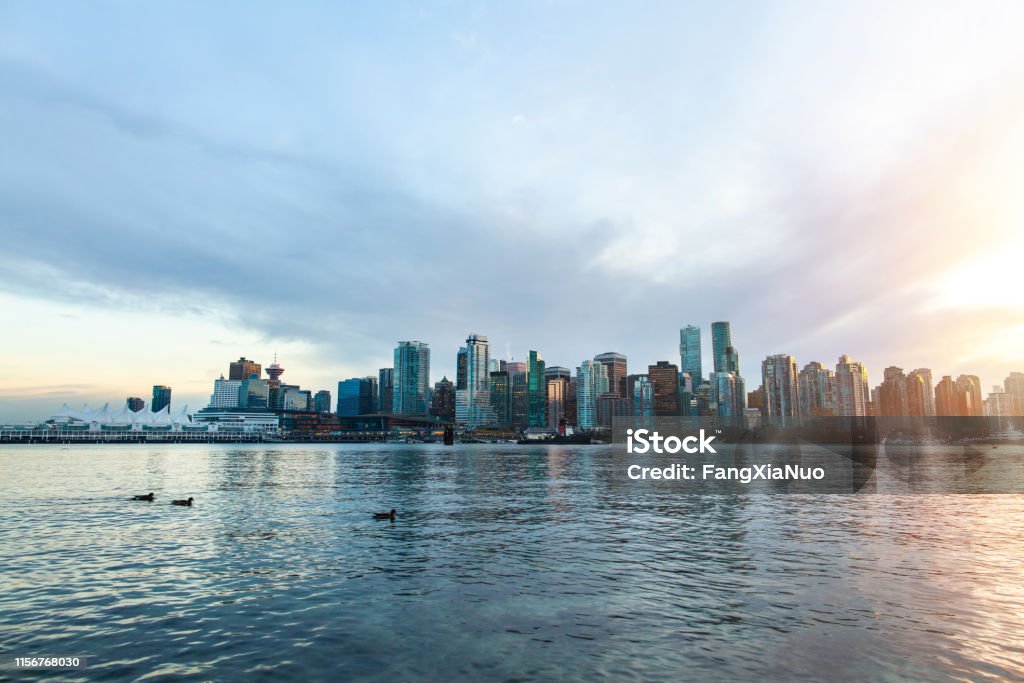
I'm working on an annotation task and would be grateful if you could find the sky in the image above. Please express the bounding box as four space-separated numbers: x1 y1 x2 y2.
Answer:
1 0 1023 421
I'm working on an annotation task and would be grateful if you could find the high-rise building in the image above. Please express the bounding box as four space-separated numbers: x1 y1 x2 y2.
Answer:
985 385 1012 417
709 371 744 422
1005 372 1024 416
283 387 311 412
711 322 732 374
594 352 628 398
393 341 430 415
152 385 172 412
208 377 242 409
904 372 928 417
508 361 529 430
313 390 332 414
126 397 145 412
455 334 493 429
545 367 571 430
648 361 681 417
240 376 269 408
679 325 703 386
798 361 834 417
527 350 547 427
957 375 983 417
762 354 799 426
907 369 934 416
747 385 766 415
935 376 961 416
377 368 394 414
490 370 511 428
597 392 625 428
835 355 870 417
567 376 578 426
430 377 456 421
338 378 376 416
876 366 908 417
229 357 262 381
456 347 468 391
631 375 654 427
576 360 609 429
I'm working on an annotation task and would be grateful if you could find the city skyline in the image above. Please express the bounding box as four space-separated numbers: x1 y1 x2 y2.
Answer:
12 326 1024 424
3 2 1024 420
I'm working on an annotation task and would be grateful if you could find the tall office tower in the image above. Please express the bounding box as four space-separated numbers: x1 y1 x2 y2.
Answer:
956 375 983 417
208 377 242 409
377 368 394 414
721 346 740 374
430 377 456 421
265 355 285 388
762 354 799 426
576 360 609 429
1005 372 1024 415
126 397 145 412
527 350 547 427
632 375 654 427
679 325 703 386
709 371 739 419
240 376 270 408
985 386 1012 417
393 341 430 415
648 361 681 417
508 361 529 430
152 385 172 412
337 378 376 416
594 352 628 398
877 366 908 417
678 371 695 416
456 347 468 391
835 355 870 417
313 390 332 414
454 334 493 428
711 322 732 374
229 357 262 381
283 387 311 412
545 367 571 430
908 369 935 416
935 376 961 416
490 370 511 428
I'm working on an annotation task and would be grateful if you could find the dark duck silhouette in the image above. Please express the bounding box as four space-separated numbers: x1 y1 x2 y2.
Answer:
171 497 194 506
132 492 155 501
373 509 396 520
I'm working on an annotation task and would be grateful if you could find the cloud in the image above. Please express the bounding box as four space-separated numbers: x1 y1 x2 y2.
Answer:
1 1 1023 423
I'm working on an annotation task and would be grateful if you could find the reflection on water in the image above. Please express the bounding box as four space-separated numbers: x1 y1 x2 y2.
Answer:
1 444 1023 681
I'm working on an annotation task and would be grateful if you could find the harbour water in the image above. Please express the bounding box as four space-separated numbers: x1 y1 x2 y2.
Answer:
1 443 1023 681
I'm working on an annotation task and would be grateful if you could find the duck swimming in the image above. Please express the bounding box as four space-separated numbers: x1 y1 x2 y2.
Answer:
373 509 396 520
171 497 194 506
132 492 155 501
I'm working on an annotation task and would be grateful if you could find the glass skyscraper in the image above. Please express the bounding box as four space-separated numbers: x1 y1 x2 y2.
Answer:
338 377 375 416
576 360 609 430
711 322 732 374
455 334 494 428
393 341 430 415
679 325 703 385
151 385 172 412
527 350 547 427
